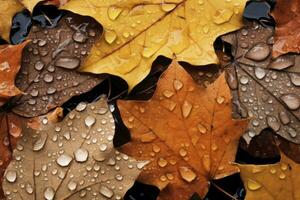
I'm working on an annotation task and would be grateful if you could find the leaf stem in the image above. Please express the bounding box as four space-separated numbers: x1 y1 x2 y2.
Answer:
211 182 238 200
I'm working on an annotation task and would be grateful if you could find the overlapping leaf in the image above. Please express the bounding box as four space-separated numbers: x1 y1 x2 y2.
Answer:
239 153 300 200
18 0 70 12
271 0 300 57
3 97 148 200
11 12 104 117
221 22 300 144
0 41 29 106
62 0 247 90
117 61 248 199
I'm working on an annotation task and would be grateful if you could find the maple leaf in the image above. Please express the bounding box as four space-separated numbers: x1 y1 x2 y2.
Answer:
221 22 300 144
117 61 248 199
62 0 247 90
18 0 70 12
271 0 300 57
0 41 29 107
0 0 24 41
10 12 104 117
2 97 148 200
239 153 300 200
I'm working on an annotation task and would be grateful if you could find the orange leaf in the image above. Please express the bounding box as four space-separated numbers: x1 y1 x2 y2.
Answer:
271 0 300 57
0 41 29 107
117 61 249 199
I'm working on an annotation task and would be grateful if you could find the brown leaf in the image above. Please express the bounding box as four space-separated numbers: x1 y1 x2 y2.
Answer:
3 97 148 200
11 12 104 117
0 41 29 107
221 22 300 145
271 0 300 57
239 153 300 200
117 61 249 199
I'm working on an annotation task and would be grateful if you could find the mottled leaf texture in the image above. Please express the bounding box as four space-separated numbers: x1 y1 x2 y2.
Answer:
0 41 29 106
117 61 248 199
62 0 247 90
0 0 23 41
271 0 300 57
18 0 70 12
12 12 104 117
239 154 300 200
221 22 300 144
3 97 147 200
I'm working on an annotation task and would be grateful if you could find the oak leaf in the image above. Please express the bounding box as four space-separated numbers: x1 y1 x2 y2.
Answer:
221 22 300 144
271 0 300 57
239 153 300 200
117 61 248 199
3 97 148 200
0 41 29 107
11 12 104 117
62 0 247 90
0 0 23 41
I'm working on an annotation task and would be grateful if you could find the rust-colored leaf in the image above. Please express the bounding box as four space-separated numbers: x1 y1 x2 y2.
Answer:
117 61 249 199
0 41 29 107
271 0 300 57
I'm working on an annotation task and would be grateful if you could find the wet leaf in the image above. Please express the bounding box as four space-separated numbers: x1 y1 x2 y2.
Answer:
11 12 104 117
3 97 148 200
62 0 247 90
239 153 300 200
117 61 249 199
0 0 24 41
0 41 29 107
271 0 300 57
221 22 300 144
18 0 70 12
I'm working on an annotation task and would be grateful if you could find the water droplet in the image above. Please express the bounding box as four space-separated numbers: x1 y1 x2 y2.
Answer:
0 61 10 71
104 30 117 44
56 154 73 167
5 170 17 183
179 166 196 182
140 132 156 143
67 181 77 191
33 132 47 151
35 61 44 71
38 39 47 47
30 89 39 97
202 155 210 172
182 100 192 118
269 55 295 70
73 32 87 43
93 151 106 161
99 186 114 198
115 174 123 181
254 67 266 79
107 6 123 20
25 183 33 194
288 127 297 138
279 172 286 179
270 167 276 174
55 57 80 69
152 144 161 153
216 96 225 104
136 161 149 169
267 116 280 131
226 71 238 90
44 187 55 200
247 179 262 191
173 79 183 91
240 76 249 84
99 143 108 151
85 116 96 127
43 74 54 83
279 111 290 125
281 163 288 171
245 43 270 61
47 87 56 95
157 158 168 167
289 73 300 86
212 8 233 24
197 123 207 134
280 94 300 110
179 148 187 157
76 102 87 112
163 90 174 98
161 3 176 12
74 148 89 162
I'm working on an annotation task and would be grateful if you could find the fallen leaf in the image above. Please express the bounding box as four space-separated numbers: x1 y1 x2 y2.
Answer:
271 0 300 57
221 22 300 144
3 97 147 200
62 0 247 90
11 12 104 117
239 153 300 200
0 41 29 107
117 61 248 199
18 0 70 12
0 0 24 41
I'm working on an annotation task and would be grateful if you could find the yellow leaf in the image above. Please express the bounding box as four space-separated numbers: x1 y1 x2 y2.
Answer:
0 0 23 41
18 0 70 12
62 0 247 90
239 153 300 200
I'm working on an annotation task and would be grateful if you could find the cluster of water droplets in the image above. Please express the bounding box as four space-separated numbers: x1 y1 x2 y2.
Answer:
3 97 147 200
